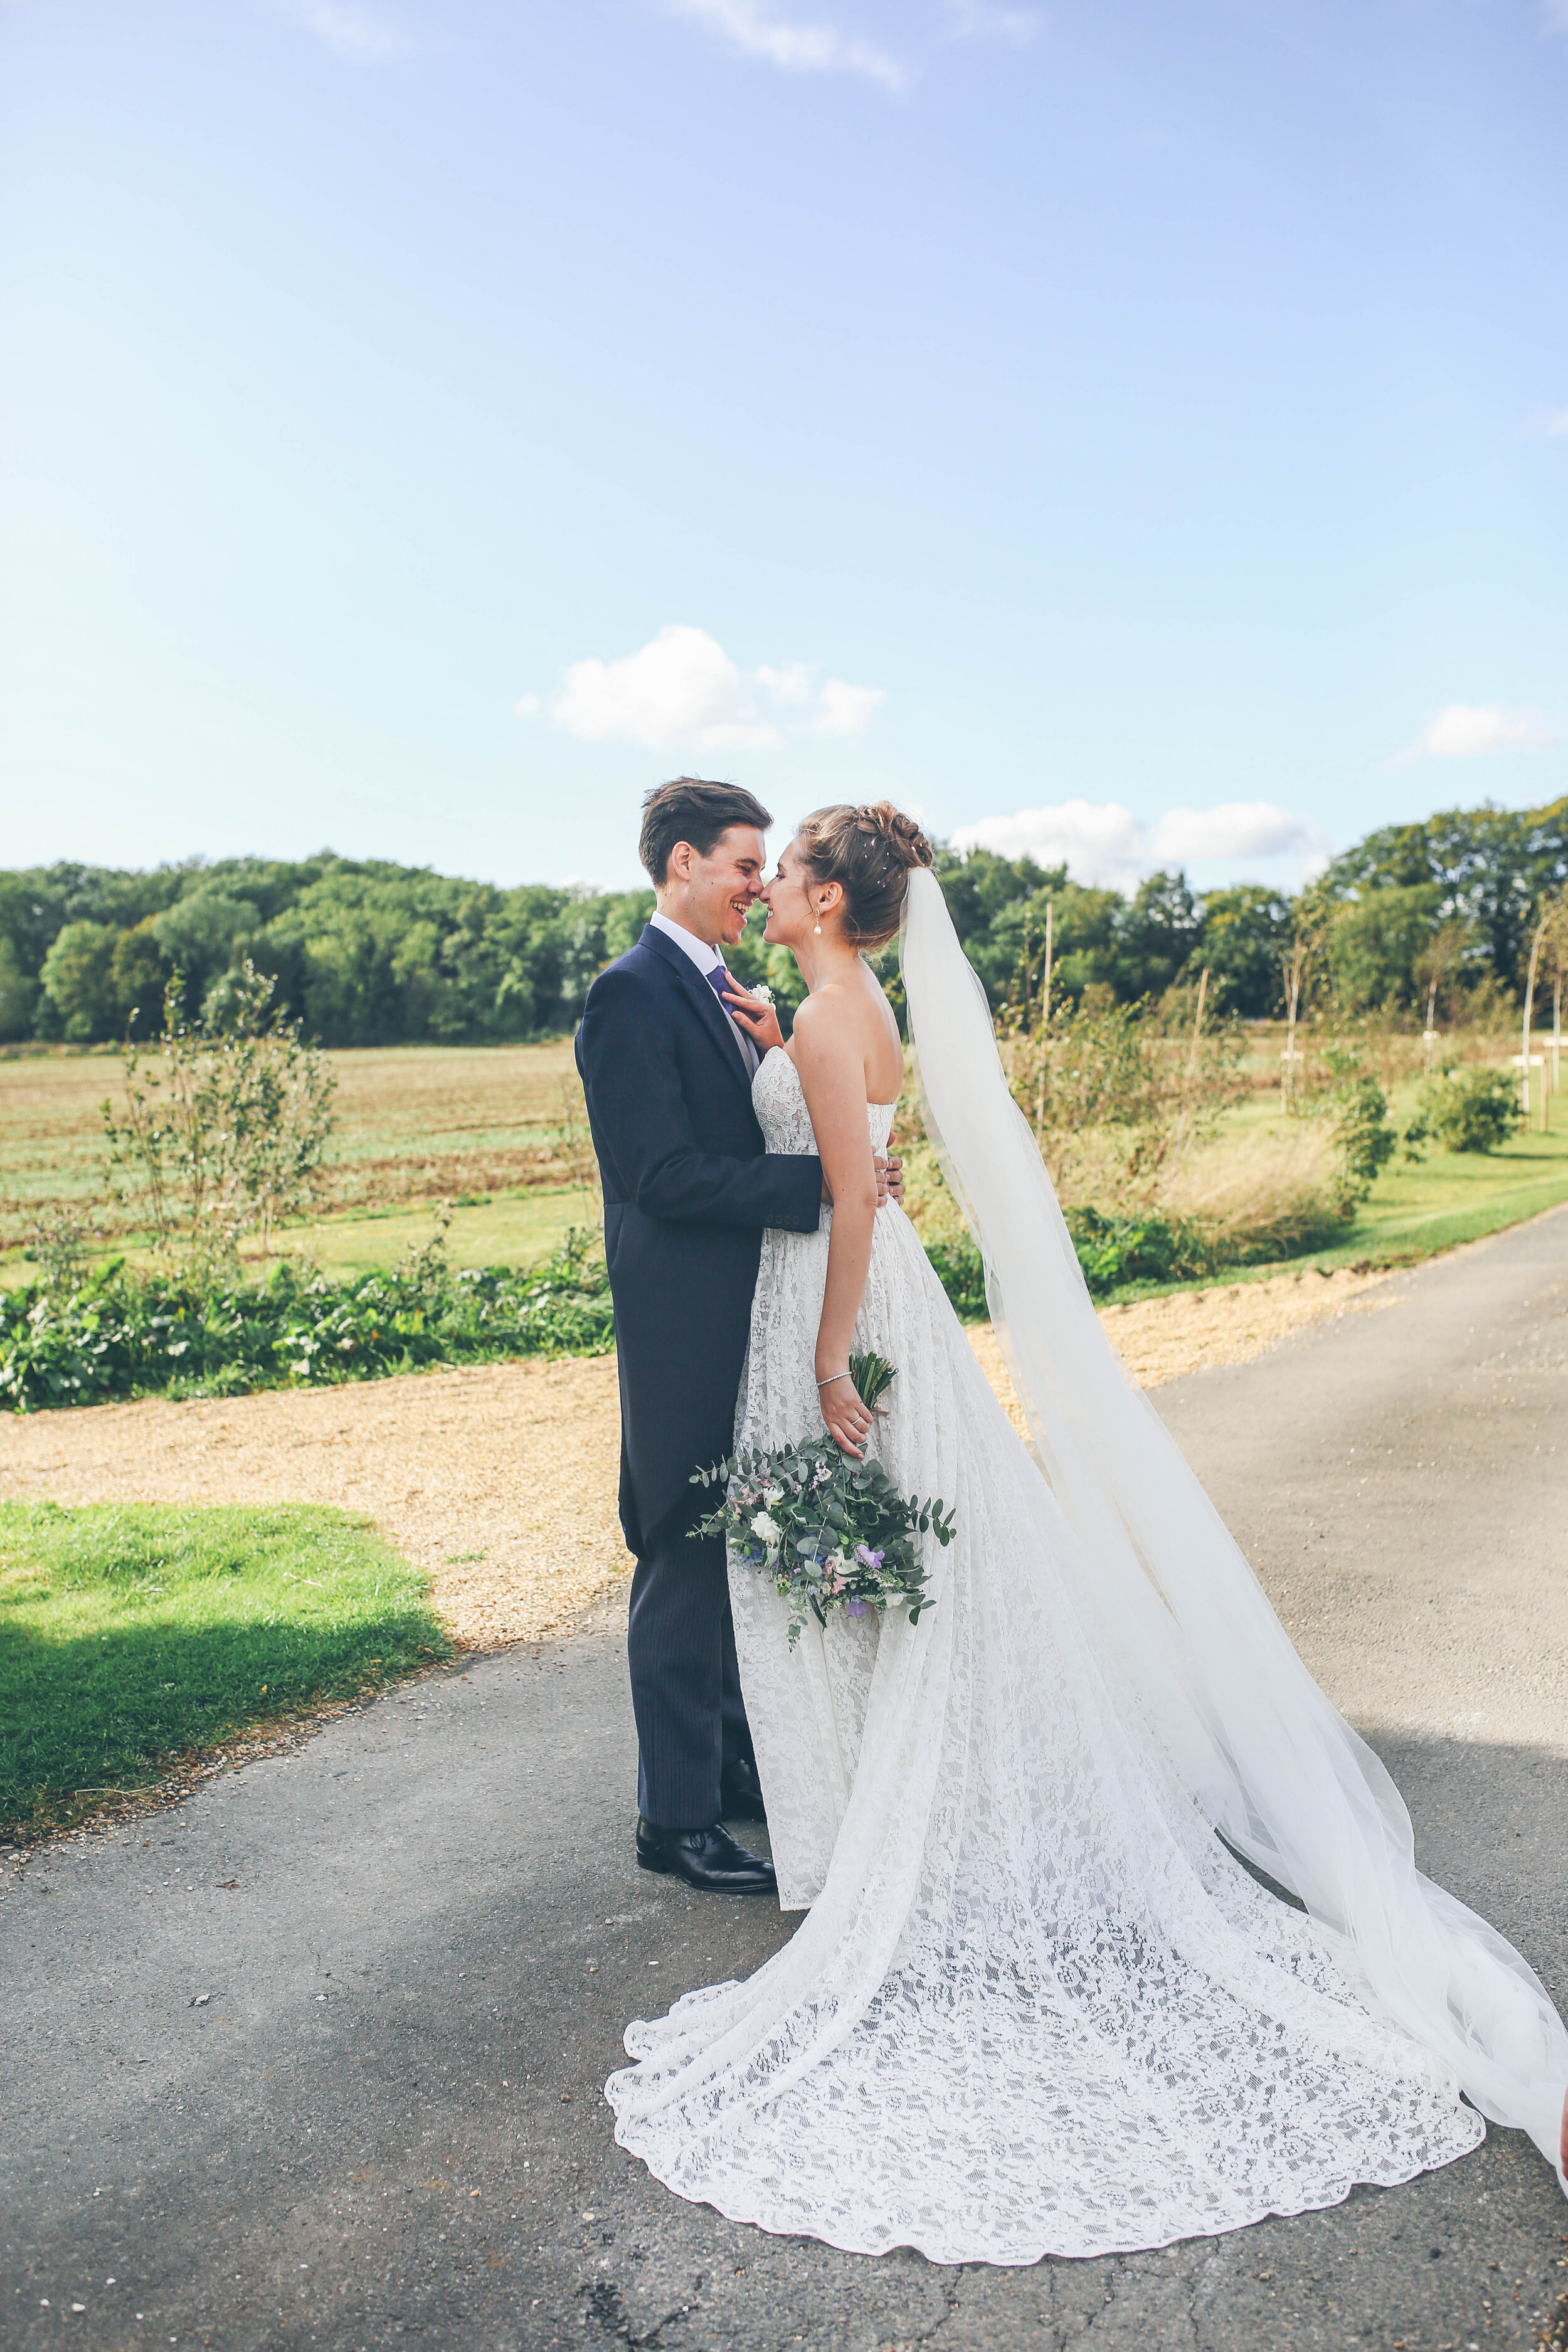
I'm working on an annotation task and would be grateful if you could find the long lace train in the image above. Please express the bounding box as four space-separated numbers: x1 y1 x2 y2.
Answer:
603 1044 1520 2263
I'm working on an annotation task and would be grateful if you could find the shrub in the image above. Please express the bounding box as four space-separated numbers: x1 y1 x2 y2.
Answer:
1306 1044 1397 1214
1326 1073 1397 1211
923 1237 988 1320
1408 1066 1522 1156
924 1211 1226 1307
1064 1208 1218 1296
0 1227 615 1414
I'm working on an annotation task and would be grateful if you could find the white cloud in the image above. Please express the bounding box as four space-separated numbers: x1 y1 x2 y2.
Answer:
951 798 1328 892
1401 703 1558 760
946 0 1042 44
1546 409 1568 438
519 624 884 752
813 679 887 735
281 0 407 59
754 660 816 707
953 801 1148 891
1149 801 1328 866
544 625 775 751
1542 0 1568 38
665 0 905 89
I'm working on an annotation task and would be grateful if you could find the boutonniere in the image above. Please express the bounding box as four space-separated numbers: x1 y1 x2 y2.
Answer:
747 982 775 1005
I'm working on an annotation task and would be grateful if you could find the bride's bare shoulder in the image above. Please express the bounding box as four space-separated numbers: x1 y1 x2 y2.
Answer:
788 987 852 1057
791 972 901 1095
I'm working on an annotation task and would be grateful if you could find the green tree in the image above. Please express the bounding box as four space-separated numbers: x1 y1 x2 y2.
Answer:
109 918 167 1036
1110 870 1203 1001
40 921 118 1041
152 886 264 1014
1320 798 1568 995
1198 885 1292 1018
1325 881 1444 1012
0 935 36 1041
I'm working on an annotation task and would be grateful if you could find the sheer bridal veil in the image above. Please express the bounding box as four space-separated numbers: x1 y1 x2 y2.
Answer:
899 864 1568 2182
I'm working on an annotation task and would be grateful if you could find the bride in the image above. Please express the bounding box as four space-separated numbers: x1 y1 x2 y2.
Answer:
605 801 1568 2263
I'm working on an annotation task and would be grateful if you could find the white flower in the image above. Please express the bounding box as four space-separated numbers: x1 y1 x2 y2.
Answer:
748 982 775 1005
763 1485 784 1505
751 1510 781 1543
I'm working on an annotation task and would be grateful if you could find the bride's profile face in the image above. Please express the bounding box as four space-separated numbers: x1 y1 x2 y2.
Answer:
761 837 817 947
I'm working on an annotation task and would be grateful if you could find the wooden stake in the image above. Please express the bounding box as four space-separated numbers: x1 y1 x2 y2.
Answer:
1521 914 1547 1116
1034 902 1053 1144
1187 967 1210 1078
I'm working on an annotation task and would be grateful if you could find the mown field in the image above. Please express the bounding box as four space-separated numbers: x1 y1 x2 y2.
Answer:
0 1037 599 1280
5 1030 1568 1301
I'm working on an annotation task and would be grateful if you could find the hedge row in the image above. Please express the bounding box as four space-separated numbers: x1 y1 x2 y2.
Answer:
4 1204 1330 1415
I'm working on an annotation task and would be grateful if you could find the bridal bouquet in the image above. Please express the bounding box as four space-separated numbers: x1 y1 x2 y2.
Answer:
690 1354 955 1647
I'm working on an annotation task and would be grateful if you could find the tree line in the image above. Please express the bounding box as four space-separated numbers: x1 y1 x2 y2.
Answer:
3 793 1565 1049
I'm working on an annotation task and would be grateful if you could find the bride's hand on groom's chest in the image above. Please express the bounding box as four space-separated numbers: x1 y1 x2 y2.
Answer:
721 984 785 1058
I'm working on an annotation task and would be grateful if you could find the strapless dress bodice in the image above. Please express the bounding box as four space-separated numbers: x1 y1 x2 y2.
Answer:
753 1044 895 1157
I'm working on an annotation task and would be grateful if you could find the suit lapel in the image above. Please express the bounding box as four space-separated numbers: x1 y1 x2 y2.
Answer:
642 925 755 1101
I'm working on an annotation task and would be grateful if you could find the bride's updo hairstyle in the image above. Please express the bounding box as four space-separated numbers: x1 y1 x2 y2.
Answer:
795 802 935 953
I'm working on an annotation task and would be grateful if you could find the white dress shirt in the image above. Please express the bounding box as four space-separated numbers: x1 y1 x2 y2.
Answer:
649 911 759 1076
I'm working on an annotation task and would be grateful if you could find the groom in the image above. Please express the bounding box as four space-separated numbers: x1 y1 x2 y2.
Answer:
575 778 899 1895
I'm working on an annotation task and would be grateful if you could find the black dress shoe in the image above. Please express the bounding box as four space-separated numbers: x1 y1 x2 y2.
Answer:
635 1817 776 1895
719 1755 767 1822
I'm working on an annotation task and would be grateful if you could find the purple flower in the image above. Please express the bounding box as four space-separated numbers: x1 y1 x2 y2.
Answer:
854 1545 884 1571
845 1599 872 1618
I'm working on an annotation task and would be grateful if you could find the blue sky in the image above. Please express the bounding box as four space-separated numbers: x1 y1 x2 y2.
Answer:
3 0 1566 894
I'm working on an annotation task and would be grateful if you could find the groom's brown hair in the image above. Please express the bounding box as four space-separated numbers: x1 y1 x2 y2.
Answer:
639 778 773 886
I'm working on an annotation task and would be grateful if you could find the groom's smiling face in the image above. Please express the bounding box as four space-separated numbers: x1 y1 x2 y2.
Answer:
658 825 768 950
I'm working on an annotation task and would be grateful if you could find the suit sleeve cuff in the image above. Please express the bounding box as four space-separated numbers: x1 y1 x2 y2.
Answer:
771 1154 825 1232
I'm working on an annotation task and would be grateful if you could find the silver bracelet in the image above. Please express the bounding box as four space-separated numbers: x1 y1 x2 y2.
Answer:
816 1371 854 1389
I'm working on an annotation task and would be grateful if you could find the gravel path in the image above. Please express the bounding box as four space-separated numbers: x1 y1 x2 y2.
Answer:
0 1264 1386 1648
3 1212 1565 2349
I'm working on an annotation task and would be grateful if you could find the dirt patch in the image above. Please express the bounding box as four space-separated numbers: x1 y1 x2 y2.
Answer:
0 1359 628 1651
963 1263 1389 1440
0 1264 1391 1647
1096 1261 1392 1389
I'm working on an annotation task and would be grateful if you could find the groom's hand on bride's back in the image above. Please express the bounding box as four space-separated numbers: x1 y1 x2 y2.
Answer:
822 1148 903 1209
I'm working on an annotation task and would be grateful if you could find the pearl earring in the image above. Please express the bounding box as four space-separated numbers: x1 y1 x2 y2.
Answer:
813 905 822 935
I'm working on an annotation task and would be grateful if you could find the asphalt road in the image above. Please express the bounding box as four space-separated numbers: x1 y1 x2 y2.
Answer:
5 1210 1568 2352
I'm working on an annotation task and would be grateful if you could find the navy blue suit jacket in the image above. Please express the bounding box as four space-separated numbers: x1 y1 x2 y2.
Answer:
575 924 824 1556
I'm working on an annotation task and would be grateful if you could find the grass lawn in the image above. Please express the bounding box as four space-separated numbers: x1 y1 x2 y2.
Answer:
0 1184 596 1294
0 1502 449 1838
280 1184 595 1280
1321 1087 1568 1264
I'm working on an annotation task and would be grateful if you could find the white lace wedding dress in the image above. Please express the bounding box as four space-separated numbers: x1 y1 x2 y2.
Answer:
605 875 1567 2264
